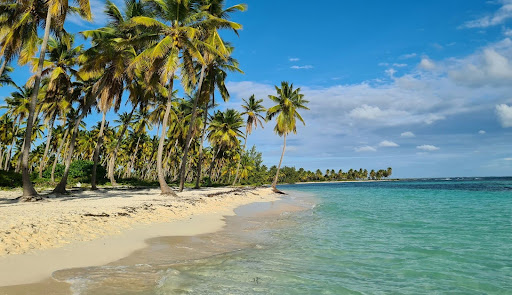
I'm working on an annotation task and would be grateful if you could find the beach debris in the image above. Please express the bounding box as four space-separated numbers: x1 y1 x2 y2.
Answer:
83 213 110 217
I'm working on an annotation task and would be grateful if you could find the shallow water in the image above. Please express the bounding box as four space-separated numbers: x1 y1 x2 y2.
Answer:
151 178 512 294
5 178 512 294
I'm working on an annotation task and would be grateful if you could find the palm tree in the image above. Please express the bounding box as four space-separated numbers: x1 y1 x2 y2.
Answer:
129 0 208 195
0 0 47 78
35 33 78 178
194 44 242 188
19 0 91 200
233 95 265 185
206 109 244 181
178 0 246 192
266 82 309 191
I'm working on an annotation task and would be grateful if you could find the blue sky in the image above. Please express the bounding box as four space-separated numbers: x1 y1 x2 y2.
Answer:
2 0 512 178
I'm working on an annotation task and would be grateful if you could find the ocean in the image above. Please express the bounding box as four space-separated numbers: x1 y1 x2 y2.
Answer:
56 178 512 294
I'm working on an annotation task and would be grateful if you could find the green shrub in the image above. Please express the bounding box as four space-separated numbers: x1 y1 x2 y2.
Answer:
42 163 64 179
69 160 106 182
0 170 22 188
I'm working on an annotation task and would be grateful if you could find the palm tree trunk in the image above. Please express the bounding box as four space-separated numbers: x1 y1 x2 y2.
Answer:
127 136 141 178
0 59 7 80
108 105 136 185
272 133 286 190
91 111 107 190
5 124 17 171
195 101 210 189
20 4 53 200
51 128 68 183
53 96 95 194
208 146 221 181
233 130 247 185
157 78 177 196
179 64 206 192
38 114 55 178
0 147 4 169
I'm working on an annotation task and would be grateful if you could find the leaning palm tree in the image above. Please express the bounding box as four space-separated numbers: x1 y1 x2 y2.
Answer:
177 0 246 192
233 95 265 185
19 0 91 200
129 0 208 195
266 82 309 191
194 44 242 188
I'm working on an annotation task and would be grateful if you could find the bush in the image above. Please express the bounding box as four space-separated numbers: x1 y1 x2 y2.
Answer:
42 163 64 179
69 160 106 183
0 170 22 188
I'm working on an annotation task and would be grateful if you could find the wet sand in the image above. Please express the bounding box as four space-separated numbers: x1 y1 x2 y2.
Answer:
0 187 279 288
0 190 313 294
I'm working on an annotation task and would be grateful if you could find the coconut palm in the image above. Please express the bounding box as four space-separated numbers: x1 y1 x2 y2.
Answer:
18 0 91 199
0 0 48 78
233 95 265 185
33 33 79 178
266 82 309 191
194 44 242 188
177 0 246 192
129 0 209 195
206 109 244 181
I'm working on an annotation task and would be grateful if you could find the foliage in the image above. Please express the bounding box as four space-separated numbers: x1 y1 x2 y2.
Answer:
68 160 106 182
0 170 22 188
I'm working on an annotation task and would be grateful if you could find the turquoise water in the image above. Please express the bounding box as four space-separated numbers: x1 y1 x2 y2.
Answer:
156 178 512 294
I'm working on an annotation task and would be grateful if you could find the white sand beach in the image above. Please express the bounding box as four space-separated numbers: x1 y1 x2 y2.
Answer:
0 187 279 286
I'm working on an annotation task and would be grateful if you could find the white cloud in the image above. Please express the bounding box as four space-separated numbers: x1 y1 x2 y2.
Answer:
417 145 440 151
393 63 408 67
496 104 512 127
462 1 512 28
504 28 512 36
504 157 512 161
478 130 486 134
349 104 407 121
355 146 377 152
379 140 399 147
378 62 390 66
385 68 397 77
419 58 436 70
449 44 512 87
401 53 417 59
401 131 415 137
68 0 122 27
291 65 313 70
289 58 300 62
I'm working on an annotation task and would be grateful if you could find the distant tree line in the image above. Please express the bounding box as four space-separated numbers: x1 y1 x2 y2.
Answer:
238 149 393 185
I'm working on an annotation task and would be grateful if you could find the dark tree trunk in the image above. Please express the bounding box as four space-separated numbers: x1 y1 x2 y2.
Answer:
0 59 7 78
91 111 107 190
39 114 55 178
195 101 210 189
51 128 69 183
108 105 136 185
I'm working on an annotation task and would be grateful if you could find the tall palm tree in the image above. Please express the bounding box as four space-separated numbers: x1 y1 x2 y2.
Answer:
194 44 242 188
34 33 78 178
20 0 91 200
129 0 208 195
178 0 246 192
266 82 309 191
233 95 265 185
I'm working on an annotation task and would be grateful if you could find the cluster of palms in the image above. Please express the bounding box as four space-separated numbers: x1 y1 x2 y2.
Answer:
0 0 310 200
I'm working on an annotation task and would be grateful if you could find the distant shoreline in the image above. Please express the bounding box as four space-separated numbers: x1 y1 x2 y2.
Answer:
281 179 399 185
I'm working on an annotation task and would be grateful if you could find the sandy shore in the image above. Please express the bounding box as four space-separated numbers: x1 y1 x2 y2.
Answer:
0 186 279 286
